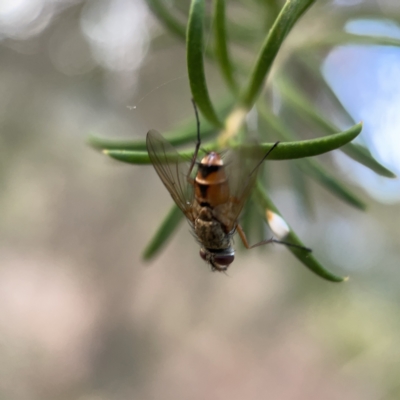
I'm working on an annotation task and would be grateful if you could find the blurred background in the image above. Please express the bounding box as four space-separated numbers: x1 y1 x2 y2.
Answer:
1 0 400 399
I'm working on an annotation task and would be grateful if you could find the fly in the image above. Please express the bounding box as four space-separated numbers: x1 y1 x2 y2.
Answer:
146 100 311 272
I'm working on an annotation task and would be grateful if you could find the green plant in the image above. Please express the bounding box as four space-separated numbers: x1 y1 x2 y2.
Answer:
89 0 395 282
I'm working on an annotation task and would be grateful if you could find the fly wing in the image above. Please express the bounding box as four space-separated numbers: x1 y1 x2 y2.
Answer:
146 129 194 218
223 144 268 231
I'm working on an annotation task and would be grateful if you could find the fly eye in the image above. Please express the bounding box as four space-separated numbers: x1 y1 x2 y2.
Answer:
213 254 234 266
199 248 208 261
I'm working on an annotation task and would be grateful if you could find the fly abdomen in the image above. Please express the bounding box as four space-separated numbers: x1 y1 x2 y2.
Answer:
195 152 229 207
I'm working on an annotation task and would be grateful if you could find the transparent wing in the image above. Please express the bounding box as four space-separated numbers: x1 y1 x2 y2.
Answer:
146 129 194 218
223 144 269 231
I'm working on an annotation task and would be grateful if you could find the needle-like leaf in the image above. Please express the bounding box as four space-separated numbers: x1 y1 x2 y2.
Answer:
239 0 316 110
187 0 223 127
103 122 362 164
143 204 184 260
253 182 347 282
303 32 400 50
214 0 238 93
295 158 366 210
258 101 366 210
88 97 234 151
278 77 396 178
146 0 187 39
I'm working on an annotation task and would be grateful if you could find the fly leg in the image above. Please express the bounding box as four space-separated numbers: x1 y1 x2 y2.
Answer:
247 141 280 178
236 224 312 252
187 98 201 180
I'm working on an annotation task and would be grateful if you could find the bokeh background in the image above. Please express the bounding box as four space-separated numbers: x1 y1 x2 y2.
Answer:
1 0 400 399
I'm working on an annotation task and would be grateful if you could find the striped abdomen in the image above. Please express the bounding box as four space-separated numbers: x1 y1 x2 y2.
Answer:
194 152 229 208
